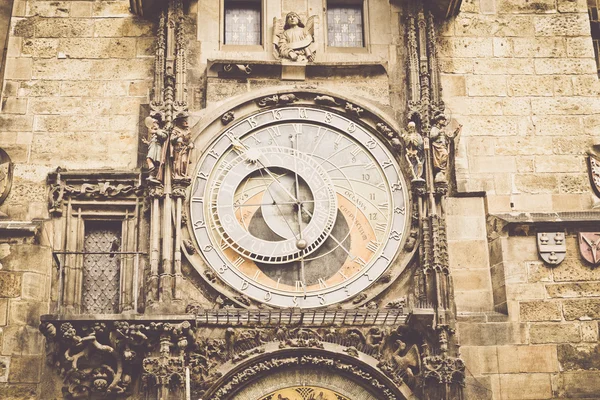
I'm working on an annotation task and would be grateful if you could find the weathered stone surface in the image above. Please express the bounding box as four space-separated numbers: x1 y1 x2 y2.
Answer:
530 323 581 344
7 356 40 383
546 283 600 298
534 58 597 75
1 245 51 274
1 325 44 356
554 257 600 281
527 261 552 282
520 301 562 322
534 155 583 173
553 371 600 398
26 1 69 18
581 321 599 342
513 174 557 193
93 17 154 37
453 14 535 36
467 75 507 96
4 58 32 80
517 344 559 372
534 14 591 36
58 38 137 58
512 37 566 58
499 373 552 399
498 0 556 13
0 383 38 400
35 18 94 38
20 38 57 58
558 343 600 371
8 301 47 326
563 299 600 321
460 346 499 376
33 58 153 80
508 75 553 97
0 356 9 382
459 322 527 346
0 273 21 298
507 283 546 300
21 273 47 301
448 240 490 269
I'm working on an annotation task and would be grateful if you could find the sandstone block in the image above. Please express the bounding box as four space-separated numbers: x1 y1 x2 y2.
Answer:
1 325 44 356
563 299 600 320
446 216 487 241
128 80 151 97
58 38 137 59
558 175 590 194
7 356 41 383
8 300 48 326
1 98 28 114
501 98 532 115
553 136 593 155
18 80 60 97
460 116 526 136
514 174 558 194
0 384 38 400
498 0 556 13
534 14 591 36
552 193 588 210
455 289 494 312
503 237 538 263
493 37 512 57
92 1 131 17
105 81 129 96
70 2 92 17
518 344 559 372
448 240 490 269
454 14 535 37
1 245 51 274
467 75 507 96
438 37 494 58
508 75 553 97
438 58 474 74
527 261 552 282
35 18 94 38
532 97 600 115
0 299 7 325
443 97 503 116
535 155 583 173
553 371 600 398
0 355 9 382
33 58 153 80
21 273 47 301
530 323 581 343
474 58 535 75
567 37 595 58
546 283 600 298
453 269 493 292
581 321 598 342
495 137 553 156
533 116 583 136
499 373 552 399
516 156 535 173
136 37 155 57
553 76 574 96
512 37 566 58
4 58 32 80
460 346 499 376
33 115 110 132
20 38 57 58
534 58 597 75
557 0 588 12
3 81 18 97
572 75 600 96
507 283 546 300
558 343 600 371
497 346 520 373
520 301 562 321
0 273 22 298
60 80 104 97
93 18 154 37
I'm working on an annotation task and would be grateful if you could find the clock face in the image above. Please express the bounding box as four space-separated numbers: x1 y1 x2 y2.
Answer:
190 106 409 308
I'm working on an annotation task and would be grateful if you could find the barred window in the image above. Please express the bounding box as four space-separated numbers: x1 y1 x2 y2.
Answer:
327 2 365 48
589 0 600 76
82 221 121 314
224 0 261 45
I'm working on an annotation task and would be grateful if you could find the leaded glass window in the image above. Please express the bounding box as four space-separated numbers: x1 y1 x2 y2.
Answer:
327 4 364 48
82 221 121 314
224 1 261 45
588 0 600 76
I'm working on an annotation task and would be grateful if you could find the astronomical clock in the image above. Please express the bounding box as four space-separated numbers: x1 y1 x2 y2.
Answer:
185 101 413 309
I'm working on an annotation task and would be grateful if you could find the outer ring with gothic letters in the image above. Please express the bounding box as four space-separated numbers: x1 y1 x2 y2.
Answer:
189 105 410 308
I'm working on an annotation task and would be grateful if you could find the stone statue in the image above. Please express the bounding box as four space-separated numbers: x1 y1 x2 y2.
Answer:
430 114 462 183
170 114 194 180
402 121 424 181
144 116 168 184
273 12 317 62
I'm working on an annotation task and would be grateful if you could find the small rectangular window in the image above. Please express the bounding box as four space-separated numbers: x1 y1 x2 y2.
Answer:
82 221 121 314
327 2 364 48
224 0 261 45
588 0 600 76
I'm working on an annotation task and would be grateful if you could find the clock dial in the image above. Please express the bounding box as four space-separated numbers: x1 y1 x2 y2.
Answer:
190 107 408 308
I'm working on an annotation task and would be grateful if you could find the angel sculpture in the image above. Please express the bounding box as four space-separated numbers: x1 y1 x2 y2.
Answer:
273 12 317 62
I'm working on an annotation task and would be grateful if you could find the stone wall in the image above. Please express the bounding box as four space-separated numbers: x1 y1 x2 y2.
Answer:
441 0 599 213
0 0 154 221
0 225 52 400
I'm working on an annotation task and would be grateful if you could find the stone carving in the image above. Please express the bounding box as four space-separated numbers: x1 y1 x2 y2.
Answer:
378 339 421 387
386 297 407 310
537 232 567 266
221 111 234 125
0 149 13 217
430 113 462 183
223 64 252 75
578 232 600 266
257 93 298 107
314 95 339 106
344 102 364 118
352 292 367 304
273 13 317 62
587 146 600 199
376 122 402 150
402 121 425 182
144 116 169 183
170 114 194 180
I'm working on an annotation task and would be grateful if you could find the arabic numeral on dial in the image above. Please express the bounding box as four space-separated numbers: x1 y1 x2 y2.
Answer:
369 193 376 200
292 296 299 307
390 231 402 240
241 280 249 290
247 116 258 128
264 292 272 301
193 220 206 229
318 295 326 305
271 109 282 120
369 213 378 221
366 139 376 149
324 112 333 123
298 108 308 119
391 182 402 191
395 207 405 215
347 122 356 133
218 264 228 274
362 174 370 181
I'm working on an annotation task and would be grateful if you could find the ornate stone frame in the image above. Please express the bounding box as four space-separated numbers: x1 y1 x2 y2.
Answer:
183 87 419 309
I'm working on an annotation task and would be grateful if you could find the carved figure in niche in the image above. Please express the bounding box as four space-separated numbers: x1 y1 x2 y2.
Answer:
430 114 462 183
402 121 424 182
273 12 317 62
171 114 194 180
144 116 168 184
390 339 421 385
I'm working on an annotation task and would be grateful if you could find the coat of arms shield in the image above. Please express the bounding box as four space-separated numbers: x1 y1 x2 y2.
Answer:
537 232 566 265
578 232 600 266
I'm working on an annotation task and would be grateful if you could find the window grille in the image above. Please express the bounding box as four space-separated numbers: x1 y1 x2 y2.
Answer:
327 3 364 48
589 0 600 76
224 0 261 45
82 221 121 314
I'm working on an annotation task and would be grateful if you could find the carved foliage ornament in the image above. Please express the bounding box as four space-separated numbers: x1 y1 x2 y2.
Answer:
537 232 566 266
